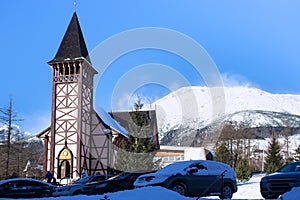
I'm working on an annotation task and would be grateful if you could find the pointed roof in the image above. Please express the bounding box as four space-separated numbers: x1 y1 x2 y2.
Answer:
49 12 89 63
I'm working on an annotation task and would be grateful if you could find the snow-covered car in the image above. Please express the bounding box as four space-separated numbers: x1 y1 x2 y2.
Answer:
260 161 300 199
53 174 111 196
0 178 56 198
134 160 237 199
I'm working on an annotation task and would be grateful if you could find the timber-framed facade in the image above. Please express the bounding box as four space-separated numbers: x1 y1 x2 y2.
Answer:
38 12 127 179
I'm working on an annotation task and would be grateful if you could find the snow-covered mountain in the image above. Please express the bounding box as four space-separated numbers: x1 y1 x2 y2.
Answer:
154 86 300 147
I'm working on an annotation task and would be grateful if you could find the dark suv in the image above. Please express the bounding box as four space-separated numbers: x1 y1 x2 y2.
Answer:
134 160 237 199
83 171 154 195
260 161 300 199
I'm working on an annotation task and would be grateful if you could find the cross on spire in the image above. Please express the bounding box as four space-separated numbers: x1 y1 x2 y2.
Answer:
74 0 77 11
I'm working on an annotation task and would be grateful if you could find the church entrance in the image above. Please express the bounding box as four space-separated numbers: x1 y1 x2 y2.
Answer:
58 160 71 178
57 148 73 179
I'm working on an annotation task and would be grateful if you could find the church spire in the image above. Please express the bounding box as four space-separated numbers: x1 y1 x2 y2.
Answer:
49 12 89 63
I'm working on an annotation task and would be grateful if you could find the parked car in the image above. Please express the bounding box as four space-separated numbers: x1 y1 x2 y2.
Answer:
134 160 237 199
82 170 155 195
260 161 300 199
0 178 56 198
53 174 112 196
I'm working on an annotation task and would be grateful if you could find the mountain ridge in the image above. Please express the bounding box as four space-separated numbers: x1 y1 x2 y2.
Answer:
153 86 300 147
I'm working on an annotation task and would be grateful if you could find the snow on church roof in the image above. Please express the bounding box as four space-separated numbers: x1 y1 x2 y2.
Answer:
95 106 128 137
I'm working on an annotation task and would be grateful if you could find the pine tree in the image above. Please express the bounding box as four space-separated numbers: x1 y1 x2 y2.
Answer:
235 159 251 181
214 143 231 166
114 96 156 171
264 131 283 174
133 95 144 111
115 134 155 171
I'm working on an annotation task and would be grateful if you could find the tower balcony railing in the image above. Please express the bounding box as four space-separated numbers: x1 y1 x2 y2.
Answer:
53 74 80 82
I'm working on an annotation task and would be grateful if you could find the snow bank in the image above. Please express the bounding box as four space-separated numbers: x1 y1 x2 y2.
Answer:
281 187 300 200
2 173 300 200
232 173 265 199
101 186 188 200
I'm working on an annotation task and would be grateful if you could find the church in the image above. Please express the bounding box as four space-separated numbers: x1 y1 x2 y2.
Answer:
37 12 158 179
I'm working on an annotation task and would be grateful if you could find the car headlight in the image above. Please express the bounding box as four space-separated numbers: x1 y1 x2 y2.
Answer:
57 186 71 191
95 183 108 189
260 177 267 183
138 176 155 183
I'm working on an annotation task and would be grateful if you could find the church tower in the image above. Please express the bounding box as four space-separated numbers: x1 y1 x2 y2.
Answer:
47 12 99 179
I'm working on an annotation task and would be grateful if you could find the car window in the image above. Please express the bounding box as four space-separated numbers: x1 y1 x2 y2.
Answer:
187 163 208 170
75 176 91 184
97 176 107 181
7 181 26 189
90 176 106 182
108 172 129 180
184 163 209 176
88 176 98 182
28 181 47 187
0 182 14 189
277 162 300 172
295 164 300 172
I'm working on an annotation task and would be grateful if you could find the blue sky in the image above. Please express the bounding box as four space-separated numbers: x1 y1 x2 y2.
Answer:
1 0 300 134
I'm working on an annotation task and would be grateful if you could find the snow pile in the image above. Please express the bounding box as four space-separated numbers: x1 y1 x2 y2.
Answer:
281 187 300 200
100 186 187 200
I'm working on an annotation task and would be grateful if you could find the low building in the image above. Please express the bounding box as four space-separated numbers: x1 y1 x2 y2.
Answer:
154 145 213 167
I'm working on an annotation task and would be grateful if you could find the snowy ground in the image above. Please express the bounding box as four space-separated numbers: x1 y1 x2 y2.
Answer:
232 173 265 199
1 173 299 200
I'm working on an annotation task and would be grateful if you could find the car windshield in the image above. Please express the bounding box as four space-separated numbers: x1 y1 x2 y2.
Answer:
108 172 130 181
277 162 300 172
156 161 202 175
73 176 92 184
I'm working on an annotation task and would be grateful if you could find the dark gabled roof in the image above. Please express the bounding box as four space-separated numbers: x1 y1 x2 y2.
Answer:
94 107 128 138
49 12 89 63
109 110 159 149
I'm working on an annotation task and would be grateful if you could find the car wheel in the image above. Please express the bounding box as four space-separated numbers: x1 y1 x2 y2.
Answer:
219 184 233 199
40 192 51 197
111 186 123 192
72 190 82 195
171 182 187 196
